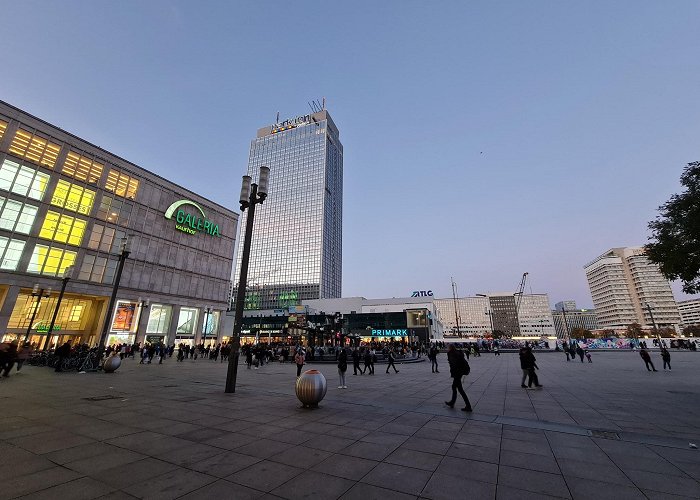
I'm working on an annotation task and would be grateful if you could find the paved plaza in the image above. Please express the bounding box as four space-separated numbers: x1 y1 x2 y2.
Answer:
2 350 700 499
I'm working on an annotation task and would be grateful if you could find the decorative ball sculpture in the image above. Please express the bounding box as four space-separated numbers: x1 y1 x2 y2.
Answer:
103 353 122 373
295 369 327 408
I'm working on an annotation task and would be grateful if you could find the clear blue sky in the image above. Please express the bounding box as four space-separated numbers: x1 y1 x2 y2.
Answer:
3 1 699 307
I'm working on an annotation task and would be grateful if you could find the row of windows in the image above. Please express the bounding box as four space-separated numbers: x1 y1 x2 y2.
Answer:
3 124 140 200
0 197 37 234
39 211 87 246
51 180 95 215
0 159 50 201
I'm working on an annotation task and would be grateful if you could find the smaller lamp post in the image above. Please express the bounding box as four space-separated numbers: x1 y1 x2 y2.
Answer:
24 284 52 343
96 237 130 364
202 306 212 347
43 266 73 351
644 301 662 347
136 297 149 345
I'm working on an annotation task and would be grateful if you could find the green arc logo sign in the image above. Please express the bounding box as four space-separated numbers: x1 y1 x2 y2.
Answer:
165 200 220 237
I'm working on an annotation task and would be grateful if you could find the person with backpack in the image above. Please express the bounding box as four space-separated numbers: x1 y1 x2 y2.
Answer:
444 344 472 412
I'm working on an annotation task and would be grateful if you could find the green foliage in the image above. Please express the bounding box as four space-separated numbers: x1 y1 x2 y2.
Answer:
682 325 700 336
571 327 591 338
626 322 643 339
646 161 700 294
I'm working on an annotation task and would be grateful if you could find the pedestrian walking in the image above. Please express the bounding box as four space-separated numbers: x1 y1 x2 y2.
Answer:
363 349 373 374
337 348 347 389
430 344 439 373
385 349 399 374
16 342 32 372
1 340 18 377
660 347 671 370
585 350 592 363
519 346 542 388
493 345 500 356
444 344 472 412
639 347 657 372
352 347 362 375
295 348 305 377
576 345 585 363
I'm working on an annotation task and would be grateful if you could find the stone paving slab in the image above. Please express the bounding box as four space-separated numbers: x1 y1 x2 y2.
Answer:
1 350 700 499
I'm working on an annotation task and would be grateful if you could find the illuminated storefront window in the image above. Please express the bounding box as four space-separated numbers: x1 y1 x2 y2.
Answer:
176 307 198 335
27 244 76 276
0 159 50 200
78 254 117 284
0 197 38 234
0 120 7 142
105 170 139 199
8 129 61 168
7 295 90 330
203 310 220 336
51 180 96 215
0 236 26 270
86 224 126 252
147 304 172 334
62 151 103 184
39 211 87 246
96 195 132 226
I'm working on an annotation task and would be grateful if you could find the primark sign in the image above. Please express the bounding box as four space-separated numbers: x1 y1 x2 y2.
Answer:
370 329 408 337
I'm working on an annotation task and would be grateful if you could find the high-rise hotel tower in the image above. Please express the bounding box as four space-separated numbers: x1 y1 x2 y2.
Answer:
233 109 343 310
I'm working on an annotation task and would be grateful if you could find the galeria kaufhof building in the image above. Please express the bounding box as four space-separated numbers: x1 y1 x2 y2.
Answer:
0 101 238 348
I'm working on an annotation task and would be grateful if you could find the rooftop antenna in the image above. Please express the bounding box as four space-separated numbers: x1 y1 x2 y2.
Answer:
276 111 279 124
322 97 326 110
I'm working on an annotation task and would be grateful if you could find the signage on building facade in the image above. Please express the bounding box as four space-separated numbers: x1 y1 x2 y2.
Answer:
411 290 433 297
35 322 60 333
164 200 220 237
370 329 408 337
271 114 313 134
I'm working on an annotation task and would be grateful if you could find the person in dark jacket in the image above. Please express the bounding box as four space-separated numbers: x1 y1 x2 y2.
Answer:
519 346 542 388
1 340 18 377
55 341 71 372
337 348 348 388
352 347 362 375
575 345 585 363
363 349 373 375
444 344 472 411
640 347 657 371
660 347 671 370
385 349 399 374
429 345 439 373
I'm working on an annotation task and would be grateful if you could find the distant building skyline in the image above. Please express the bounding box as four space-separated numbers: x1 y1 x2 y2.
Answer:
678 299 700 327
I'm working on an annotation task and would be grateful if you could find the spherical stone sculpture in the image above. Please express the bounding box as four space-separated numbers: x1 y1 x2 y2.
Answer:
103 353 122 373
295 369 327 408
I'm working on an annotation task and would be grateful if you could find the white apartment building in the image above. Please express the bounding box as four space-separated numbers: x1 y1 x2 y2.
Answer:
584 247 680 329
678 299 700 327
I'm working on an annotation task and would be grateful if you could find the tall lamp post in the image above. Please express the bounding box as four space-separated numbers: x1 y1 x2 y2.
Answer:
96 237 130 364
24 285 52 343
202 306 212 347
136 297 149 345
225 166 270 393
43 266 73 351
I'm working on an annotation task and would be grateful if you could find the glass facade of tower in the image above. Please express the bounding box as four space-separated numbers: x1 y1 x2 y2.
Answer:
233 110 343 310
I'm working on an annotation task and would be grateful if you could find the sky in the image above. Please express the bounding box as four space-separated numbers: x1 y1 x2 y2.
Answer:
2 1 699 308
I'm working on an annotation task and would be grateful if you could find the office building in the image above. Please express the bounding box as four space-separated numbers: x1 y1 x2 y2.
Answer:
584 247 680 329
678 299 700 327
233 109 343 310
555 300 577 312
0 101 237 348
551 308 599 338
434 293 555 338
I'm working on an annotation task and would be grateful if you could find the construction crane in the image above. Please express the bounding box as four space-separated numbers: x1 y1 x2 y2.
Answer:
515 272 529 314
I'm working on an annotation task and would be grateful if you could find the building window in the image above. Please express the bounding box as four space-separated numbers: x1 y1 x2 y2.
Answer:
176 307 198 335
0 120 7 142
86 224 126 253
69 304 84 322
51 180 96 215
96 195 132 226
0 236 26 270
39 211 87 246
0 159 50 200
0 197 38 234
62 151 103 185
147 304 172 334
78 254 117 283
105 170 139 199
8 129 61 168
27 244 77 276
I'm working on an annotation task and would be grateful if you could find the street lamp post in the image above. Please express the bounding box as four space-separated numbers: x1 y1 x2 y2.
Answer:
644 302 662 347
225 166 270 393
96 237 130 365
43 266 73 351
24 285 52 343
202 307 212 347
136 297 149 345
484 308 494 335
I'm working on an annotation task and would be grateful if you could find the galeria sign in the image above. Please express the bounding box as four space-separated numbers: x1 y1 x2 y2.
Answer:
164 200 220 236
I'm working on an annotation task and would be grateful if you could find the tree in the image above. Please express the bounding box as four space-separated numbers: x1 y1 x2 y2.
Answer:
682 325 700 336
571 327 591 338
626 322 643 339
646 161 700 294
